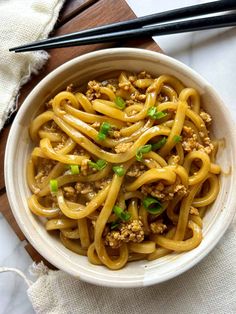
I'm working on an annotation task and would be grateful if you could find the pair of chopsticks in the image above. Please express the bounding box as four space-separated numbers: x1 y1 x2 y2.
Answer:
10 0 236 53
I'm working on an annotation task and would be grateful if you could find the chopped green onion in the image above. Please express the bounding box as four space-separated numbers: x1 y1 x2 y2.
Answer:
113 205 123 217
50 179 58 194
152 137 167 150
112 165 125 177
70 164 80 175
88 159 107 171
120 211 131 221
101 121 111 133
143 197 163 214
115 96 126 109
98 133 106 141
96 159 107 169
147 107 156 118
136 144 152 161
147 107 167 120
113 205 131 222
173 135 182 143
155 111 167 119
97 122 111 141
110 220 120 230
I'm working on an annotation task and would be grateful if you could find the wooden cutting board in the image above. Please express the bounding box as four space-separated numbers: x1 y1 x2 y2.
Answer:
0 0 161 267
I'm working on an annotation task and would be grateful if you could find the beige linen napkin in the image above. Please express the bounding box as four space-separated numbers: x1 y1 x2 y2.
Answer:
0 0 65 130
27 218 236 314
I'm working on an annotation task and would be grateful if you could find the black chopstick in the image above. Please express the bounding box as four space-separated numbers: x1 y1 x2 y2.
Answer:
9 0 236 52
11 12 236 52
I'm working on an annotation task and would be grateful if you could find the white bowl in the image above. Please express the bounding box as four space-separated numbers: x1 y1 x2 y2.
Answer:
5 48 236 287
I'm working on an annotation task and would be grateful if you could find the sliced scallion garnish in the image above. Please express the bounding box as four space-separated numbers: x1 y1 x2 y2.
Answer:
143 197 163 214
155 111 167 119
88 159 107 171
112 165 125 177
147 107 156 118
113 205 131 222
152 137 167 150
97 122 111 141
173 135 182 143
97 133 106 141
115 96 126 109
70 164 80 175
136 144 152 161
147 107 167 120
50 179 58 194
96 159 107 170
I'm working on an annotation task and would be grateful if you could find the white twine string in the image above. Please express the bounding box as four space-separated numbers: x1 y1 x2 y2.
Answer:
0 266 33 287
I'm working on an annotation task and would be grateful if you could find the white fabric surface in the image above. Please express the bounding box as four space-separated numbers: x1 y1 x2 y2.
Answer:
0 0 65 130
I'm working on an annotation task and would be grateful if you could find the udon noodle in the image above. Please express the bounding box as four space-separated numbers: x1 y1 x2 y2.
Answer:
27 71 220 269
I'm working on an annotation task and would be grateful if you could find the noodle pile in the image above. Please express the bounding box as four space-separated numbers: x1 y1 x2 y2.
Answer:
27 71 220 269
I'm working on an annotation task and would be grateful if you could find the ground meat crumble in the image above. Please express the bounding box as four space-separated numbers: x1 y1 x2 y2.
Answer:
137 71 152 79
86 80 101 101
75 182 94 195
94 177 112 190
113 130 121 139
105 219 145 248
114 142 133 153
150 220 167 234
181 125 214 154
63 186 77 202
130 92 146 102
200 111 212 124
127 163 146 177
141 181 187 202
35 160 55 185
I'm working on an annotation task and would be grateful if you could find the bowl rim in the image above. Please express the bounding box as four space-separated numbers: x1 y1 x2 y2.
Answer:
4 47 236 287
